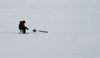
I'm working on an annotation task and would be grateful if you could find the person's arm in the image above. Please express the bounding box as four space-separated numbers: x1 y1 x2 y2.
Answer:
22 24 27 28
22 24 29 30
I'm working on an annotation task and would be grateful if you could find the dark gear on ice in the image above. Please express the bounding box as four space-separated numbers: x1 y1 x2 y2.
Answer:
19 20 29 34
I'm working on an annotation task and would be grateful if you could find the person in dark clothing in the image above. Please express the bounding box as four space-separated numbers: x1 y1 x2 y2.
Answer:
19 20 29 34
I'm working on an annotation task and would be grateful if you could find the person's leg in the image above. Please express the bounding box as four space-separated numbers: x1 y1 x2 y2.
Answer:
23 28 26 34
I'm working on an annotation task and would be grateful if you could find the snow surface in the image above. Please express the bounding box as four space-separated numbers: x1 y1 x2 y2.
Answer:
0 0 100 58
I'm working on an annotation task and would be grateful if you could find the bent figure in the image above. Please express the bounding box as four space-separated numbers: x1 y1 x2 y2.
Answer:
19 20 29 34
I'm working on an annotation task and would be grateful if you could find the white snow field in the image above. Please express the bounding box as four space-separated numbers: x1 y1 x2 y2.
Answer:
0 0 100 58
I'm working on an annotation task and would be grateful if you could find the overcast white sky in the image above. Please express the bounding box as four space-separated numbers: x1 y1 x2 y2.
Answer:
0 0 100 32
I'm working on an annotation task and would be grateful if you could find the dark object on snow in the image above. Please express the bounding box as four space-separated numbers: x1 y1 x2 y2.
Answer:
19 20 29 34
39 30 48 33
33 29 36 32
33 29 48 33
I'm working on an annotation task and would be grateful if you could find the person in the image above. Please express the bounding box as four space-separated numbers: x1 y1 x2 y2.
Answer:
19 20 29 34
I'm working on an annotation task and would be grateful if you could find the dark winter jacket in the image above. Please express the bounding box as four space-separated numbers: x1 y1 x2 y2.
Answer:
19 21 27 30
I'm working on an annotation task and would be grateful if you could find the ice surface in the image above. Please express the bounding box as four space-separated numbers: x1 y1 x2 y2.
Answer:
0 0 100 58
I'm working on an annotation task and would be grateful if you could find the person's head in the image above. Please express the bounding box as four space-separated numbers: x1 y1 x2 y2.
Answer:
22 20 26 23
20 21 23 24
